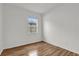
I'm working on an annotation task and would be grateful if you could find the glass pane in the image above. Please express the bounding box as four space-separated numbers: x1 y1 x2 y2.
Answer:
28 16 38 33
28 16 38 23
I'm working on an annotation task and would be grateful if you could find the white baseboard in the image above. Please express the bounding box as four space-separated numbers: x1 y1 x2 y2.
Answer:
43 40 79 54
4 40 43 49
0 49 3 55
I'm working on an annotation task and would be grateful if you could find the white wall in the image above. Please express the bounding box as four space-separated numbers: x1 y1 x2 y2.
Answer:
0 4 3 54
43 4 79 54
3 4 42 49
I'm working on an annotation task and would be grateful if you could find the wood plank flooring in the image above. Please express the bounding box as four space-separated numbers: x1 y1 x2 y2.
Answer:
1 41 79 56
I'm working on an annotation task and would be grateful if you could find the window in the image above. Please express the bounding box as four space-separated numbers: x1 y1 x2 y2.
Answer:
28 16 38 33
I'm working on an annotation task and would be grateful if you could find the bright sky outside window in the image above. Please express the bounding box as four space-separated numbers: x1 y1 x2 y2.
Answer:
28 16 38 33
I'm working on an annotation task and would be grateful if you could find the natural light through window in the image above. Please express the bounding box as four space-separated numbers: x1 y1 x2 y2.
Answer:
28 16 38 33
28 50 38 56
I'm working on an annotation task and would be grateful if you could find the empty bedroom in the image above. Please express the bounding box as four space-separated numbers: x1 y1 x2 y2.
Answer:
0 3 79 56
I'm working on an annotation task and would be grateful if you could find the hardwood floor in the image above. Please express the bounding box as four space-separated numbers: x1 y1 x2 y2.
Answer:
1 41 79 56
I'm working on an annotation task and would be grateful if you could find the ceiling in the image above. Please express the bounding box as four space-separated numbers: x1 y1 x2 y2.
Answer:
12 3 62 14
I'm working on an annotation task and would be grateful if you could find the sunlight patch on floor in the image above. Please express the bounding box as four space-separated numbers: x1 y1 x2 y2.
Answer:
28 50 38 56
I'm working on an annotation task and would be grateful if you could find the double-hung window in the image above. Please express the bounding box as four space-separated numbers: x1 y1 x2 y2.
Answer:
28 16 38 33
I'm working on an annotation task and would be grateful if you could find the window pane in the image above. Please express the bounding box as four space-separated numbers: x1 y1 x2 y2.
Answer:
28 16 38 23
28 16 38 33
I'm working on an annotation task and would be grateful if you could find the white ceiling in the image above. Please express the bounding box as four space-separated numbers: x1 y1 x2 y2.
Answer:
12 3 62 14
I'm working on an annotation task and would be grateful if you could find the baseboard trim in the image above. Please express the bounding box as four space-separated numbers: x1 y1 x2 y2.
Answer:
44 40 79 54
0 50 3 55
2 41 43 51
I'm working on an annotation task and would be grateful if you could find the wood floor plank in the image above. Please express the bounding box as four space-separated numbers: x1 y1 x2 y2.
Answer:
59 50 68 56
1 41 79 56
